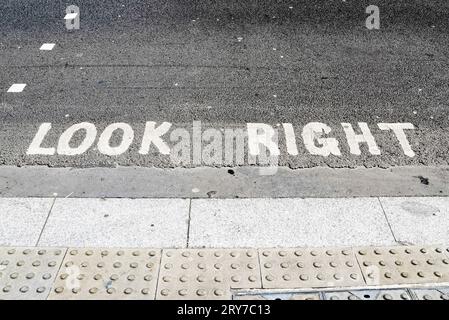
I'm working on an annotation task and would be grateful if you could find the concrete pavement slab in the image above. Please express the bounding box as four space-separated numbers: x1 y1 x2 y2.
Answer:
189 198 396 248
380 197 449 245
0 198 53 246
38 198 189 247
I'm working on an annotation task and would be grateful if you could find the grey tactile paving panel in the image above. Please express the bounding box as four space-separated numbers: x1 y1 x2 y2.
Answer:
259 248 364 289
156 249 261 300
1 245 449 300
48 248 161 300
411 287 449 300
234 292 321 300
355 245 449 286
0 247 66 300
323 289 412 300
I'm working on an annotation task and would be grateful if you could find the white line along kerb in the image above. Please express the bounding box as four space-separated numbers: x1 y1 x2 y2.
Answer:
7 84 26 93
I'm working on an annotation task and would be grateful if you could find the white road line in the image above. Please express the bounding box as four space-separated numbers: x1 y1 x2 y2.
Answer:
7 83 26 93
64 12 78 20
39 43 55 51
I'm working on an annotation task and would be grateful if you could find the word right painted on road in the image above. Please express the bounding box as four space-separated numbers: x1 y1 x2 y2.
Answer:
26 122 416 166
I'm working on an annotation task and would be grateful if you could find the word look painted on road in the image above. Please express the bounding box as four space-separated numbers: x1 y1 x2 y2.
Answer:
27 122 416 169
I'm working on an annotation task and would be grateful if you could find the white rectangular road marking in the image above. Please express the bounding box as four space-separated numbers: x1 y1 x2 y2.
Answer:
7 83 26 93
39 43 55 51
64 12 78 20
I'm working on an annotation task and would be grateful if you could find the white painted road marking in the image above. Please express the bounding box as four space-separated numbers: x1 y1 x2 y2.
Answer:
301 122 341 156
341 122 381 155
139 121 172 155
247 123 280 156
7 83 26 93
57 122 97 155
97 122 134 156
26 122 417 162
39 43 55 51
282 123 298 156
26 123 56 155
378 123 416 157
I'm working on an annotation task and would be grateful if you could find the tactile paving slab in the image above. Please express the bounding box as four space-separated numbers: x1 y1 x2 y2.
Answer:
156 249 261 300
259 248 364 289
0 247 66 300
1 245 449 300
355 245 449 286
323 288 412 300
48 248 161 300
411 287 449 300
234 292 321 300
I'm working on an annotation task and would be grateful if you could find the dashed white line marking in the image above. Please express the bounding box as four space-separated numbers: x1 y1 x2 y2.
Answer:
64 12 78 20
40 43 55 51
7 83 26 93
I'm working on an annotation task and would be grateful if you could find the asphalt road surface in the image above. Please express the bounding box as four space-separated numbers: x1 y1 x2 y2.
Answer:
1 0 449 170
